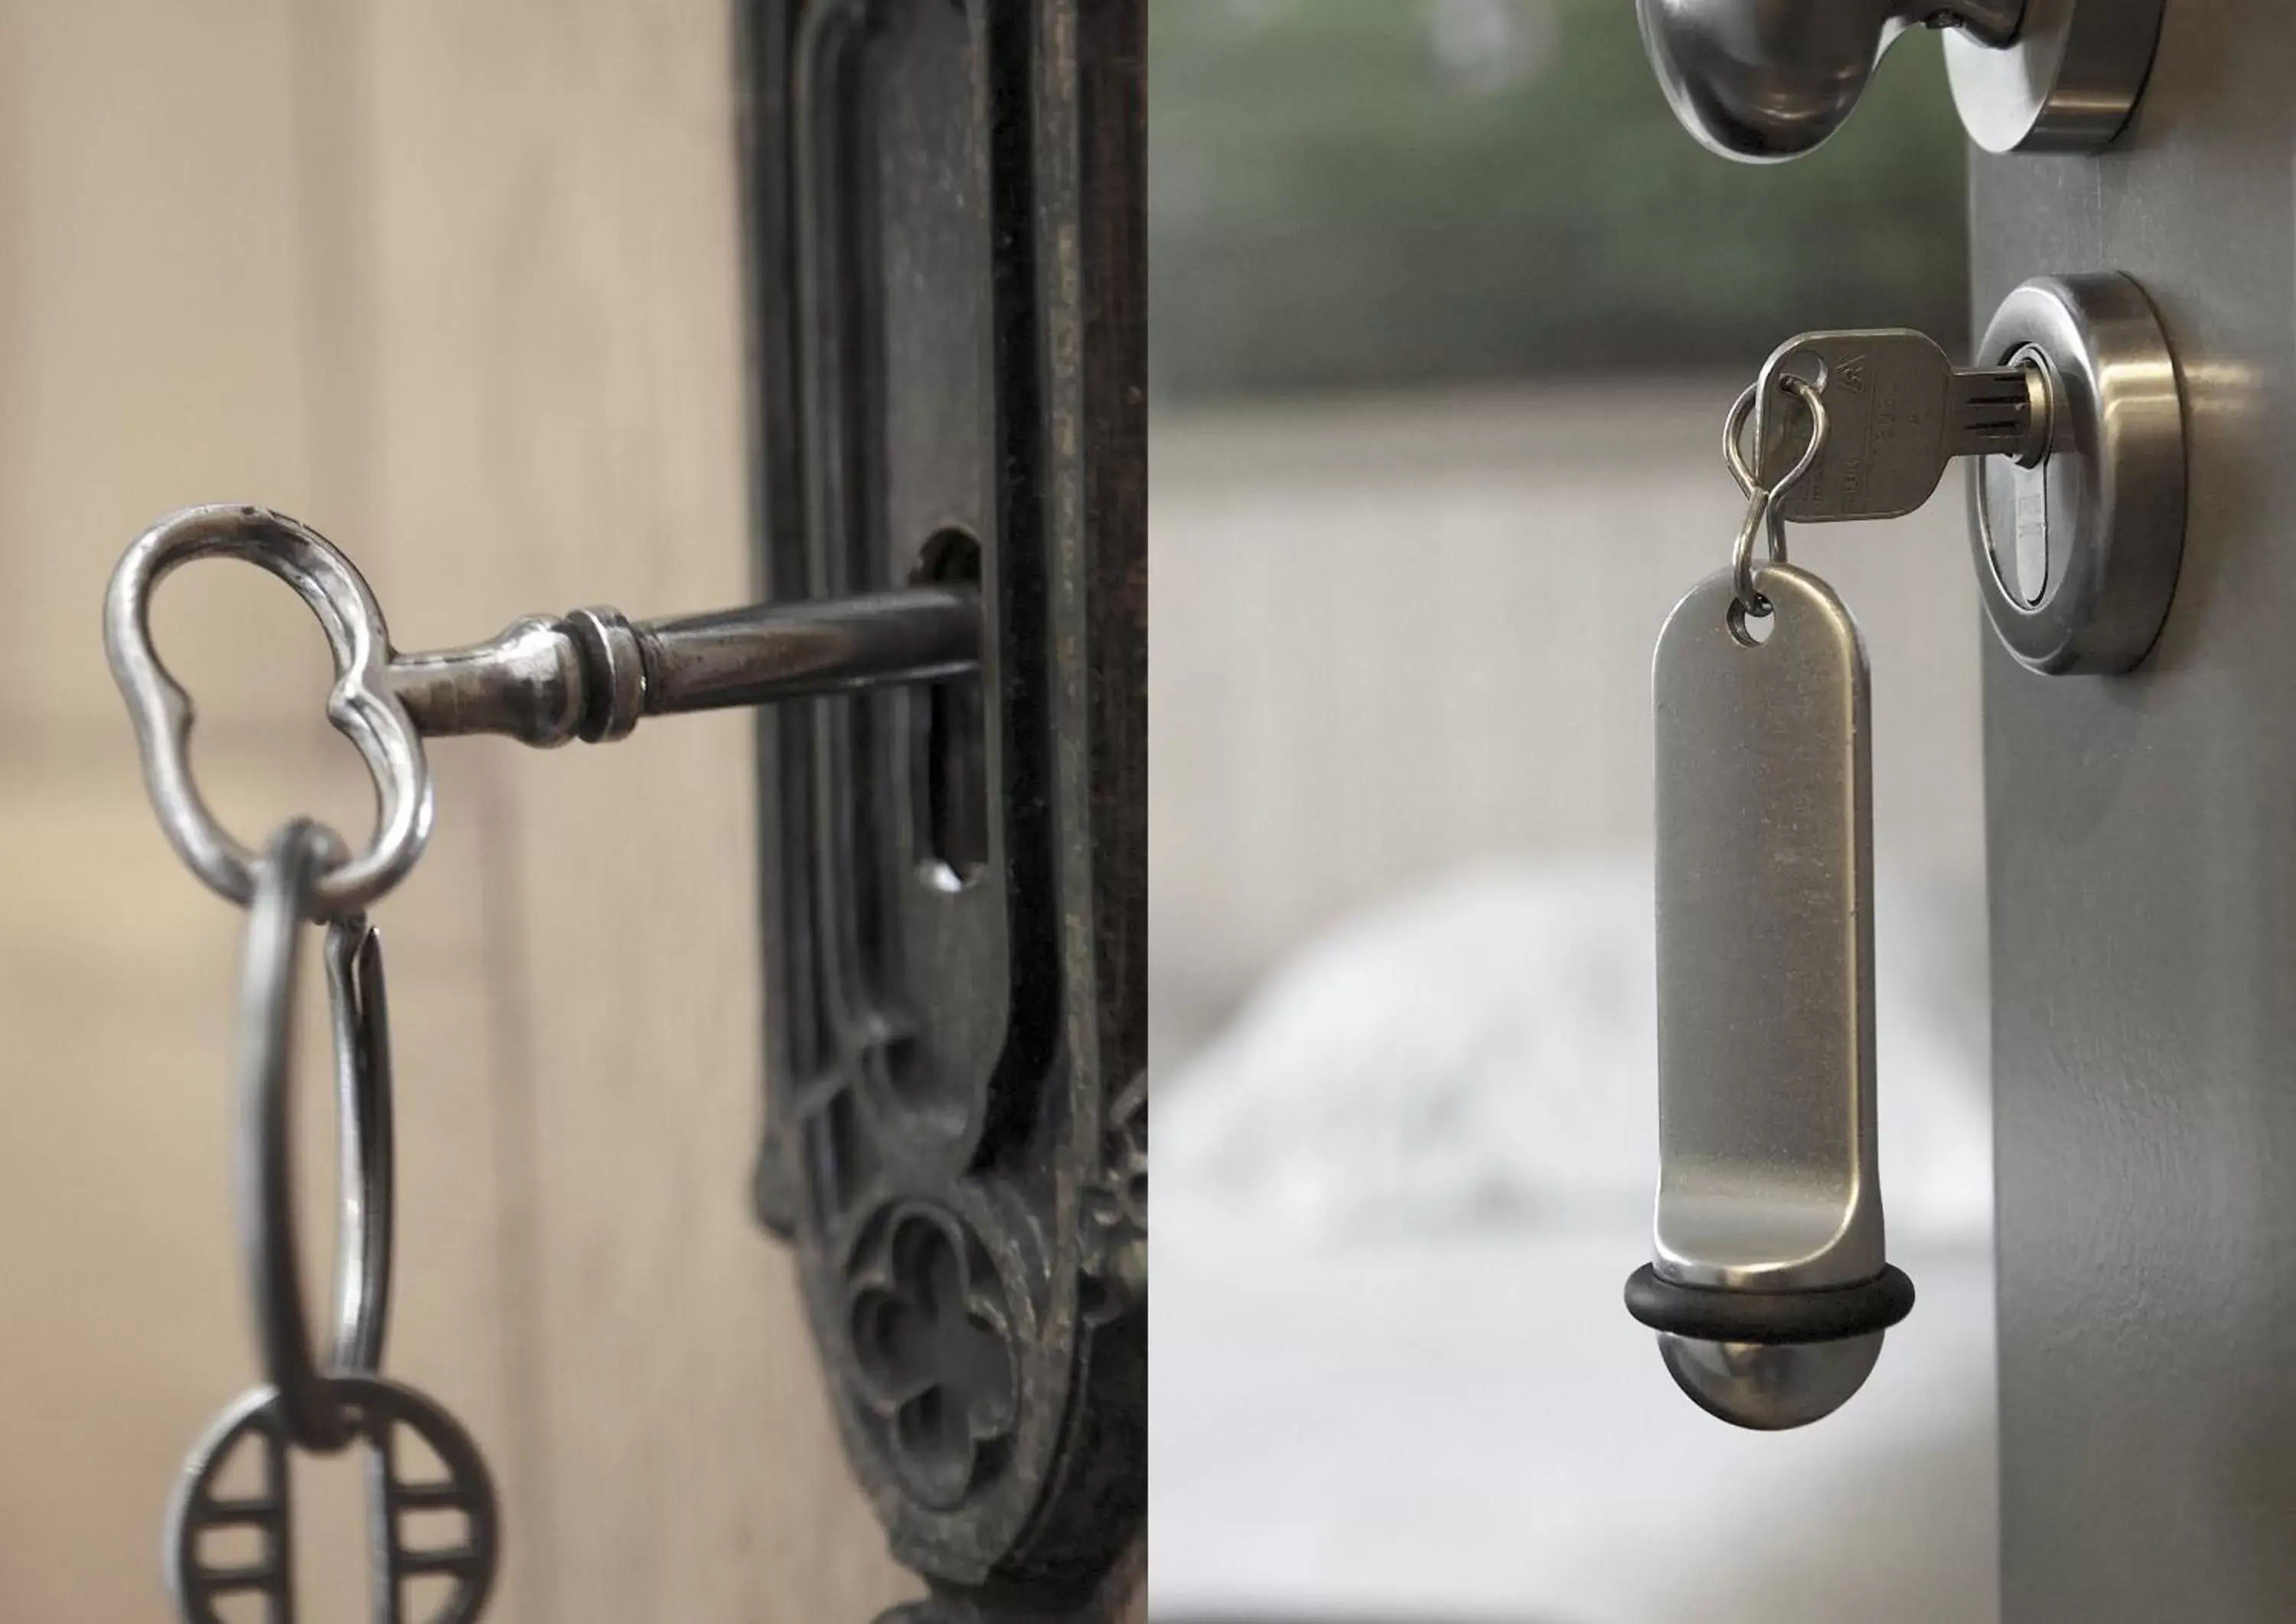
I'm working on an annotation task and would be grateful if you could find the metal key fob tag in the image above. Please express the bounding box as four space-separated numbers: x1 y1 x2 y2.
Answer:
1626 274 2190 1429
1628 563 1912 1429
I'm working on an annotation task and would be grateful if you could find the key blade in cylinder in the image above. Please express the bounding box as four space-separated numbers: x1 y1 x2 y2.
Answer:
1753 328 1957 523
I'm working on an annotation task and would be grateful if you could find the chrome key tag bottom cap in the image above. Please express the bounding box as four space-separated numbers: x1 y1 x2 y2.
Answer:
1626 1260 1914 1430
1658 1332 1887 1432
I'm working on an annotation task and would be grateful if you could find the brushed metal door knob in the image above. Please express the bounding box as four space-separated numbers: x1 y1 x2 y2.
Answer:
1638 0 2164 162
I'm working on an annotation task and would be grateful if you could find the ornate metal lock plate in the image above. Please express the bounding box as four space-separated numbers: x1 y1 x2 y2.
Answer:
739 2 1144 1619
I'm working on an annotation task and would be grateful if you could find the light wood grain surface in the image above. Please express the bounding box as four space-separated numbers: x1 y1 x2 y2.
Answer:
0 3 911 1618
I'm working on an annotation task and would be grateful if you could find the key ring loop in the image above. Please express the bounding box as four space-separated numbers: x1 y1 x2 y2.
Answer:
103 505 434 918
236 819 397 1453
1724 374 1830 616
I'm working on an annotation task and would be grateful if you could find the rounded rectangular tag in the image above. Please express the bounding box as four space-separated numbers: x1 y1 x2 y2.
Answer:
1651 564 1881 1293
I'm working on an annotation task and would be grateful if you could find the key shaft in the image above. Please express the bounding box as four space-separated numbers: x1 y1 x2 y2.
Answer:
1947 359 2050 465
389 585 980 747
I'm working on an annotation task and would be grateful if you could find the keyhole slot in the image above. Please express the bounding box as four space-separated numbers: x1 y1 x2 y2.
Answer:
910 528 988 892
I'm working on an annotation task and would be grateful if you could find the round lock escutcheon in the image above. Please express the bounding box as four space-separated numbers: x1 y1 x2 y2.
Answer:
1944 0 2169 155
1971 272 2185 676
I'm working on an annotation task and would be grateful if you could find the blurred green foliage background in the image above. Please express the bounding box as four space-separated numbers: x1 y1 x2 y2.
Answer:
1150 0 1969 403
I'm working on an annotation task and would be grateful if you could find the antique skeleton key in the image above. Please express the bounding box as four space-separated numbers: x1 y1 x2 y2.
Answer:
105 506 977 918
1753 327 2050 523
104 506 1000 1621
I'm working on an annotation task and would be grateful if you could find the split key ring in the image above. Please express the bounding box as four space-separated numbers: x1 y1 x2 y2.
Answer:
236 818 395 1452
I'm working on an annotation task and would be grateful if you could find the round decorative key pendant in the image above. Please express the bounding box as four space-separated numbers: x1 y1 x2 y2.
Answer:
165 1376 500 1624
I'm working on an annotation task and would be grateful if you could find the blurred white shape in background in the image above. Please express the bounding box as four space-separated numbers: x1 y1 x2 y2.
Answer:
1161 855 1991 1254
1152 858 1997 1624
1424 0 1561 96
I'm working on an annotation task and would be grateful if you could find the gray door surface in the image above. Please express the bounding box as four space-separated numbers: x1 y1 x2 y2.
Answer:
1978 5 2296 1618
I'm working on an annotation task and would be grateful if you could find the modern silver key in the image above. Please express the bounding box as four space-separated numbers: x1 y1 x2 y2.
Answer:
1752 328 2048 523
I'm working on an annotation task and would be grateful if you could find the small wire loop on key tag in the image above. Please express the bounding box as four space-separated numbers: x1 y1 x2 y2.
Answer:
103 505 434 918
1724 373 1831 618
236 818 396 1452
